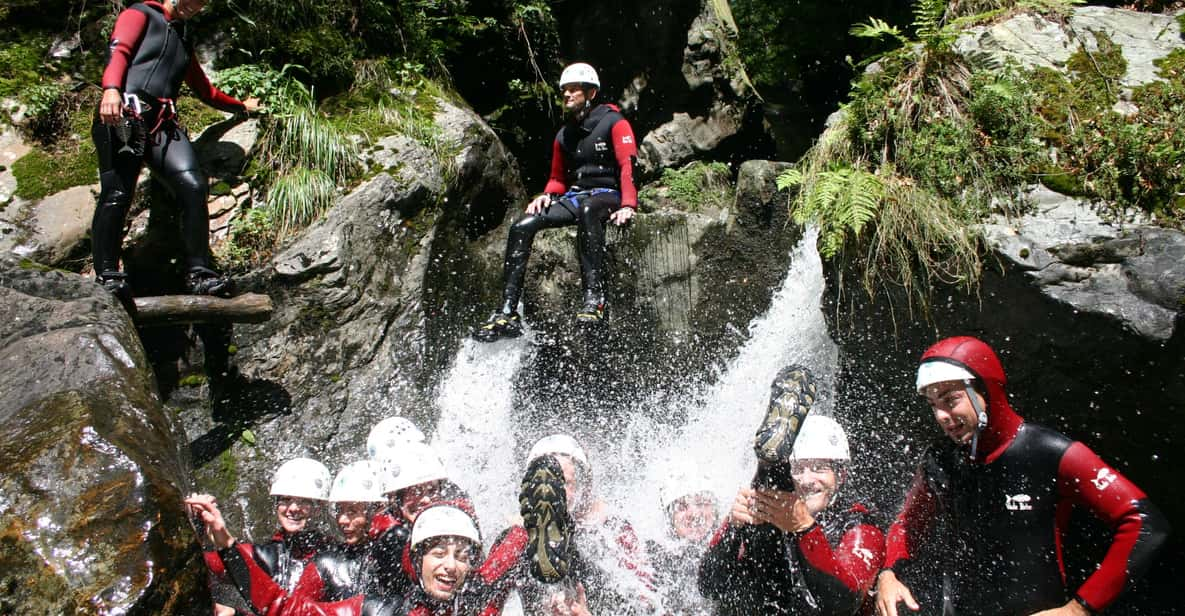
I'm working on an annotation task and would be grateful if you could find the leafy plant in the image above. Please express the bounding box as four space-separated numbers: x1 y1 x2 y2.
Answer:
213 63 311 113
641 162 734 212
218 206 278 272
260 100 359 185
779 164 883 257
785 0 1052 311
265 167 337 235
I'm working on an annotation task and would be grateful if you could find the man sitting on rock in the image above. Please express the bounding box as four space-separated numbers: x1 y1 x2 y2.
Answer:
474 62 638 341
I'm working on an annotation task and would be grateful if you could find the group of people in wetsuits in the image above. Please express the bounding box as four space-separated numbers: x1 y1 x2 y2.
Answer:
96 3 1170 615
187 336 1171 616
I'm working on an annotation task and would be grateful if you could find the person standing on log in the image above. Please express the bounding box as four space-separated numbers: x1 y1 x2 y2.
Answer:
474 62 638 341
874 336 1171 616
93 0 259 307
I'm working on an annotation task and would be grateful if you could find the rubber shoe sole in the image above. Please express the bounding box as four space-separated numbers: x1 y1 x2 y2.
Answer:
519 454 571 583
754 365 818 464
474 313 522 343
574 303 604 323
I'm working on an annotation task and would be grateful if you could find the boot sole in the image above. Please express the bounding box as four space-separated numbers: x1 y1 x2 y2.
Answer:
520 455 571 583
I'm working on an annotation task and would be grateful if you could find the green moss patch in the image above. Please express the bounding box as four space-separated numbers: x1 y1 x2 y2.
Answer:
11 145 97 201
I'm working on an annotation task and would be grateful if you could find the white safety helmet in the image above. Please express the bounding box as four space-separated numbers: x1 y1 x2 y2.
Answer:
789 415 851 462
329 460 386 503
527 434 590 469
410 505 482 553
916 361 977 393
270 457 332 501
367 416 427 460
377 441 448 495
559 62 600 89
659 469 714 512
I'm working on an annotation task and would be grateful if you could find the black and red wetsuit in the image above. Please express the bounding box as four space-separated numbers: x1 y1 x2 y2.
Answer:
215 510 418 613
885 336 1170 615
208 530 331 612
699 502 885 616
93 1 246 277
497 102 639 313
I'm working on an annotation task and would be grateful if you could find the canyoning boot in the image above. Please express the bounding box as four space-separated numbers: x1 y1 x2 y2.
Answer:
474 310 523 342
520 454 572 583
574 293 605 324
753 365 818 465
97 270 136 315
186 266 236 298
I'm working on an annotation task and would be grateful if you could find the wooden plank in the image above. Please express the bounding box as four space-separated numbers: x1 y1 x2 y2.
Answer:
131 293 273 326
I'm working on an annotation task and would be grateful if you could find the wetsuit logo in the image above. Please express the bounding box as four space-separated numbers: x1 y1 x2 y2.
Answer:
621 135 633 144
853 546 875 567
1091 468 1117 491
594 141 609 151
1005 494 1033 511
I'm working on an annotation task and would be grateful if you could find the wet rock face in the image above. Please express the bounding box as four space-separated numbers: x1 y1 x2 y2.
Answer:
0 259 205 615
982 186 1185 341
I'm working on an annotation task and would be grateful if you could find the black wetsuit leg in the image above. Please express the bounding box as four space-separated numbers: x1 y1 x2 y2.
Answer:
91 116 145 275
500 200 578 311
91 112 212 273
148 123 211 270
574 191 619 303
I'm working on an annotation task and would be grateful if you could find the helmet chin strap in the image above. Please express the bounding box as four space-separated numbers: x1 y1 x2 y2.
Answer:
964 381 989 461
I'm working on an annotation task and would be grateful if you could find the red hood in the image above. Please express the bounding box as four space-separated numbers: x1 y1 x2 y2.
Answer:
920 336 1022 462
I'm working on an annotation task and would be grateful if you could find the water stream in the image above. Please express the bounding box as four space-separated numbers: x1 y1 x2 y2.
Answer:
431 228 836 608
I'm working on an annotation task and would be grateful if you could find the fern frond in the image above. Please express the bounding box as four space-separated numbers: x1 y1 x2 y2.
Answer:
850 18 907 44
912 0 947 41
776 168 804 191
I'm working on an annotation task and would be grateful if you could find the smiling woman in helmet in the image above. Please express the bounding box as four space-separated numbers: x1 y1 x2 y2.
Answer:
365 441 472 599
187 457 333 613
209 460 396 612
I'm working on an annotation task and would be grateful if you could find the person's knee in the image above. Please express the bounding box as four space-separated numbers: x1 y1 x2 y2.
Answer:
168 168 208 198
96 186 132 210
511 216 544 238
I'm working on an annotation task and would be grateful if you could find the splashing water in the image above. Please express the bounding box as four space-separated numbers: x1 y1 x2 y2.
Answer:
431 228 837 610
433 331 535 538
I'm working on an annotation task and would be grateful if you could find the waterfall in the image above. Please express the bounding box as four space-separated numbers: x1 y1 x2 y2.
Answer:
430 227 836 610
433 331 535 538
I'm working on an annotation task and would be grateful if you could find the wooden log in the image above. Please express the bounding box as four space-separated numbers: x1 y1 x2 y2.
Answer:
131 293 273 326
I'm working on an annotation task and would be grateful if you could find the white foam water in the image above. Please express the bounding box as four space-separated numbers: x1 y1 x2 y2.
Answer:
431 228 837 612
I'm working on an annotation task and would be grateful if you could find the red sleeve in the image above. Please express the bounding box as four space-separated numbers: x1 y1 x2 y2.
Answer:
614 520 656 592
542 138 568 195
233 541 291 613
202 549 227 577
476 525 527 585
101 8 150 90
184 58 246 112
610 120 638 208
1058 441 1169 612
884 466 937 571
797 520 885 593
277 594 365 616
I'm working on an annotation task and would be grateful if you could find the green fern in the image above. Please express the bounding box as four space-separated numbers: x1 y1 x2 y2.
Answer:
783 164 884 258
912 0 948 43
776 168 803 192
850 17 907 44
